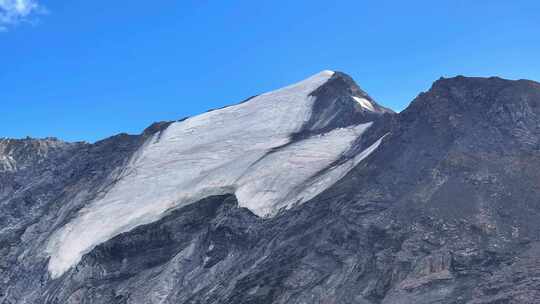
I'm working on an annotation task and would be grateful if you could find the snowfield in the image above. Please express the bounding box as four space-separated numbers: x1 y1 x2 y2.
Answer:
46 70 385 278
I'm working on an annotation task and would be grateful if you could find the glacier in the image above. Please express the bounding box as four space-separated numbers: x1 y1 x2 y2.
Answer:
45 70 385 278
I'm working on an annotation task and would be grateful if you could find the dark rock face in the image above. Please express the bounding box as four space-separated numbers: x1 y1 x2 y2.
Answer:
295 72 393 140
0 133 154 303
1 73 540 303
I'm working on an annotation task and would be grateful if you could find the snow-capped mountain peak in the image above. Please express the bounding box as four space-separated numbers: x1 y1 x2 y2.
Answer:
5 74 540 303
45 70 386 278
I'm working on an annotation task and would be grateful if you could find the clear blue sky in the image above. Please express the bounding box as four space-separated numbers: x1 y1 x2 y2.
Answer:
1 0 539 142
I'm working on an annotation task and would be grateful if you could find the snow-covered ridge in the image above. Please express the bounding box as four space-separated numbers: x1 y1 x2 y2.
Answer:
46 70 385 278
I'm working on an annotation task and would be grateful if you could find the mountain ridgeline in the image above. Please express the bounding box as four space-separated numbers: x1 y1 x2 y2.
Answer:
1 71 539 304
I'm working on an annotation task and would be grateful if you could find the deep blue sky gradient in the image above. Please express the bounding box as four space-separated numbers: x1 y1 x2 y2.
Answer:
2 0 539 142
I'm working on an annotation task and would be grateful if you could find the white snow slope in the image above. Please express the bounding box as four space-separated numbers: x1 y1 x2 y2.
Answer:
46 70 385 278
352 96 376 112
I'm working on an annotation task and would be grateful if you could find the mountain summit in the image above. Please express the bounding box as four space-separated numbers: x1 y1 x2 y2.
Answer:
46 70 390 278
1 72 540 304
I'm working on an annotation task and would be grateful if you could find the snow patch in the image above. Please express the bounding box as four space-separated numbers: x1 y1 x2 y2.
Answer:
319 70 335 77
292 133 387 203
235 123 373 216
352 96 375 112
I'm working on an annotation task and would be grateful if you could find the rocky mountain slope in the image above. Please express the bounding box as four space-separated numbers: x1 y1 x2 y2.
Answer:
1 71 539 304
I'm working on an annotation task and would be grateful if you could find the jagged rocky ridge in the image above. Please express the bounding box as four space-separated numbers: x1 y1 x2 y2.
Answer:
0 72 539 304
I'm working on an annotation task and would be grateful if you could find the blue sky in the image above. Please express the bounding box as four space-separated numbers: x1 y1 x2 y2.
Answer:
1 0 539 142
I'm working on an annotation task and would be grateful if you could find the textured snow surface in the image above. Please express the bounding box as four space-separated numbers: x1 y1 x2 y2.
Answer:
46 70 384 278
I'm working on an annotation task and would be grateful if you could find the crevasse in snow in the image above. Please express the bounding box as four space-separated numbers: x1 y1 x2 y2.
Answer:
46 70 384 278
